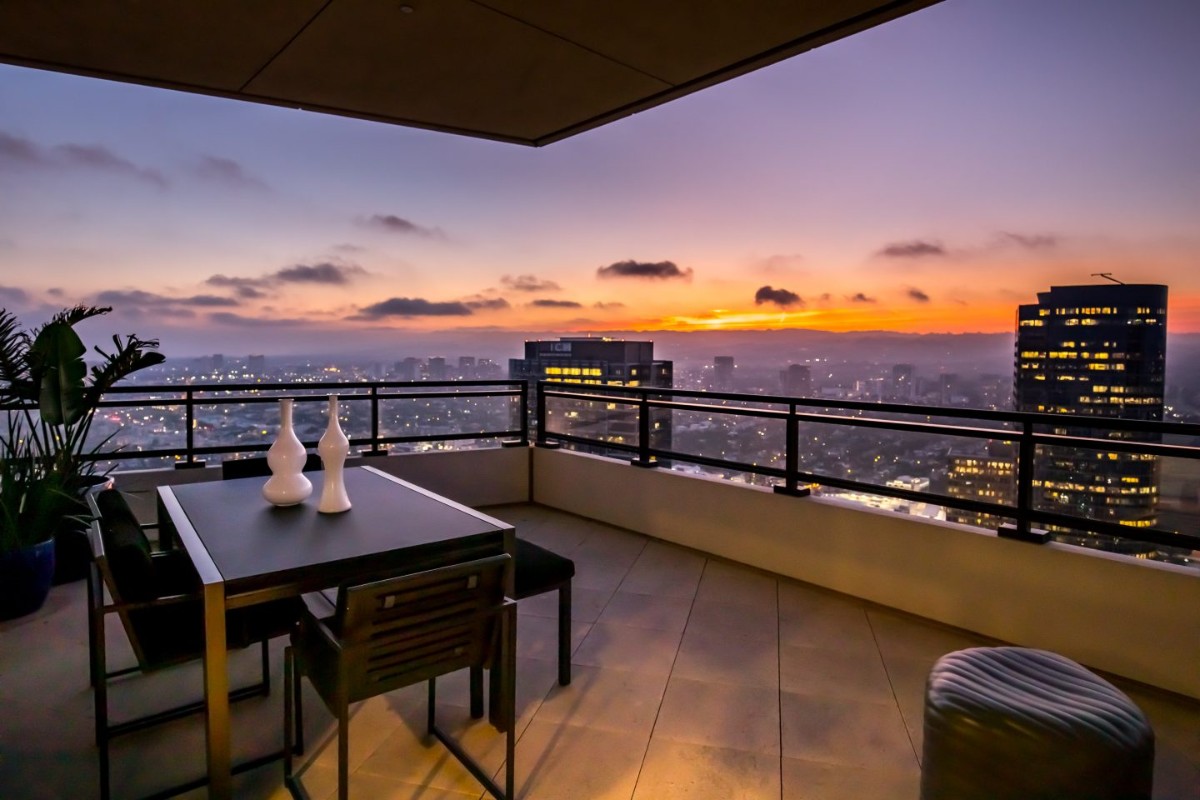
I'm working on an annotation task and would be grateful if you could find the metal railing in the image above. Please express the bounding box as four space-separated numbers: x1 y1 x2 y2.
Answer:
535 380 1200 553
6 375 1198 554
36 379 529 466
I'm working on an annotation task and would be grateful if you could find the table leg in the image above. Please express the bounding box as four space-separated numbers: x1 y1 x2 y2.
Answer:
202 582 232 798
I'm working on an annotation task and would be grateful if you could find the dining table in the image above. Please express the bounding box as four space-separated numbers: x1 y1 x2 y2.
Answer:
156 464 515 799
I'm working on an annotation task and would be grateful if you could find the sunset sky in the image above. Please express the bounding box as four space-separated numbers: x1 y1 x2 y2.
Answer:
1 0 1199 358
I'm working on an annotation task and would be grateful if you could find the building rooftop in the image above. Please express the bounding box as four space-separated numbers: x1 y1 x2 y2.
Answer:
2 500 1197 799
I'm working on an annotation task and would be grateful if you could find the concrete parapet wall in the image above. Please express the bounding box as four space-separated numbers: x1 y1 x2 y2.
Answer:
532 447 1200 700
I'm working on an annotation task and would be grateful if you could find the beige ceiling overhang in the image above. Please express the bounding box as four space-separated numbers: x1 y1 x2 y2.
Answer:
0 0 941 146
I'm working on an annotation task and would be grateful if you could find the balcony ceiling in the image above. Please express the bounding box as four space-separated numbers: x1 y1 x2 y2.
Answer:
0 0 940 146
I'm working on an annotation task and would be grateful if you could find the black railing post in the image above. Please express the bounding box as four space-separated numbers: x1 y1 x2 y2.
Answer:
363 385 386 457
175 388 204 469
999 419 1048 543
774 402 810 497
631 388 656 468
534 381 553 448
519 381 529 445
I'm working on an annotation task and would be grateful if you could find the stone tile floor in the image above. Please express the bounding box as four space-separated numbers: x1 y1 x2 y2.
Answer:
1 503 1197 799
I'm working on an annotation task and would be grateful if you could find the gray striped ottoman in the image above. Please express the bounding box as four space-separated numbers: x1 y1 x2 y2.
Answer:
920 647 1154 800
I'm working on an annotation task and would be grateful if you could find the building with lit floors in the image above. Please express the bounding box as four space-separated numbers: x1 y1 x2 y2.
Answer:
946 442 1017 529
509 337 673 456
1014 283 1168 551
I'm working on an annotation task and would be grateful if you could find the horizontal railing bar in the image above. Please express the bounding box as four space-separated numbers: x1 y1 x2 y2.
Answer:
539 380 1200 437
1032 432 1200 460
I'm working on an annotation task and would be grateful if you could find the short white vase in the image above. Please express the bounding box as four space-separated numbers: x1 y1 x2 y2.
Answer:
262 398 313 506
318 394 352 514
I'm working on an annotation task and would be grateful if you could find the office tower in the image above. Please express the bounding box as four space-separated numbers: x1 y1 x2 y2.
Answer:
394 357 419 382
475 359 501 379
978 373 1007 411
779 364 811 397
1014 283 1167 543
713 356 735 391
247 354 265 375
939 373 960 406
210 354 224 371
509 337 673 455
458 356 477 379
426 357 447 381
892 364 914 400
946 442 1017 529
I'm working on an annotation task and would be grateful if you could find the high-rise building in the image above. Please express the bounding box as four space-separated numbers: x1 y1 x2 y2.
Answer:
394 357 419 382
712 356 735 391
891 364 914 400
509 337 673 455
247 354 265 374
426 357 448 381
1014 283 1168 541
779 364 811 397
946 442 1017 529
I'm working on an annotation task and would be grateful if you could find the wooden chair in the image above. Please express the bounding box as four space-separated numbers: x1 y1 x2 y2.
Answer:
284 554 517 800
87 488 303 800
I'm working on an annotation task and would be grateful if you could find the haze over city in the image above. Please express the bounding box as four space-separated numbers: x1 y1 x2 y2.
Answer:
2 0 1199 361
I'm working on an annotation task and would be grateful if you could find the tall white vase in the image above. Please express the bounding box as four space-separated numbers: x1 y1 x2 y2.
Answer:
318 395 352 514
262 398 313 506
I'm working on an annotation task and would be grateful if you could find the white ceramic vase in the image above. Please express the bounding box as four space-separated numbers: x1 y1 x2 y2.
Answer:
317 394 352 514
262 398 313 506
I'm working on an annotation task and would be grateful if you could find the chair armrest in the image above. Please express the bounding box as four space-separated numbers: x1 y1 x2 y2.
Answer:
99 591 197 615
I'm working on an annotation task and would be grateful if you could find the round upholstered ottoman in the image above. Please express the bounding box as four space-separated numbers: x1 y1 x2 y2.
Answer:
920 647 1154 800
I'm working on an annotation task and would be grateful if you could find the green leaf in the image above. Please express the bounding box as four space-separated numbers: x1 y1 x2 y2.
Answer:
31 320 88 426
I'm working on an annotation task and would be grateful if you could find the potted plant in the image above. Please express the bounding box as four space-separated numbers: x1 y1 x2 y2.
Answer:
0 305 164 612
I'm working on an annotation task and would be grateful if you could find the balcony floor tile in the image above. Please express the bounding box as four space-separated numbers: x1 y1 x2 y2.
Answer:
2 501 1197 800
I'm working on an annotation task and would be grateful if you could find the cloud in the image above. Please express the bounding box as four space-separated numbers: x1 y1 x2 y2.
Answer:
0 131 48 165
847 292 877 303
54 143 168 188
364 214 445 239
877 240 946 259
274 263 366 285
206 275 269 299
465 298 510 311
332 243 367 253
208 312 308 327
0 130 167 187
530 299 583 309
997 231 1058 250
181 294 240 307
94 289 239 309
0 285 30 305
907 287 931 302
192 155 268 190
754 285 803 308
350 297 473 320
596 260 693 280
501 274 561 292
594 301 625 310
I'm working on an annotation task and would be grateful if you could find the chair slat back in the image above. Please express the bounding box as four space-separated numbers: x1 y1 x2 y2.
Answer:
335 554 510 703
86 493 154 669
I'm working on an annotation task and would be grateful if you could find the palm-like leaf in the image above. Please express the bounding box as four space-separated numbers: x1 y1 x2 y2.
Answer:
32 320 89 426
1 304 163 550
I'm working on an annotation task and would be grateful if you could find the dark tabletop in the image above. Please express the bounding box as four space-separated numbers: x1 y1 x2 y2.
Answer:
162 467 510 591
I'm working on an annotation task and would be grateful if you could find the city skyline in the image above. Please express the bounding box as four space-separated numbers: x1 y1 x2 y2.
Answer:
2 0 1199 357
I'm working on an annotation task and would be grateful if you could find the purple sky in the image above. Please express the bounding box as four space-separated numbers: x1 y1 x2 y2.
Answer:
1 0 1198 359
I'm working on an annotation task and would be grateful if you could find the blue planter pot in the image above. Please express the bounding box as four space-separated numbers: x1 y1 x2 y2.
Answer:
0 538 56 621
